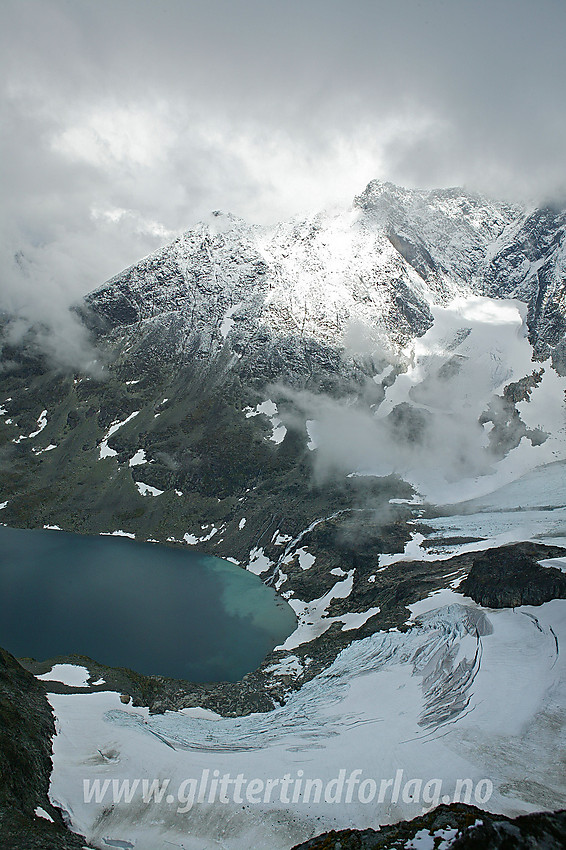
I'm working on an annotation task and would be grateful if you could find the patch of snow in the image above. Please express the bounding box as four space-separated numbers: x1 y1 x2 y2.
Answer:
244 399 287 443
37 665 91 688
135 481 164 497
177 707 223 720
389 496 425 506
405 827 459 849
34 807 54 822
0 501 8 510
264 655 304 678
220 302 243 337
43 524 61 530
13 409 48 443
99 441 118 459
436 827 459 847
239 518 247 530
373 363 395 384
99 411 139 460
184 527 219 545
338 606 381 631
306 419 319 450
378 532 426 569
183 533 198 545
247 547 273 576
405 830 435 850
296 547 316 570
33 444 57 454
100 531 135 539
539 557 566 574
272 530 292 545
129 449 147 466
276 571 355 649
28 409 48 438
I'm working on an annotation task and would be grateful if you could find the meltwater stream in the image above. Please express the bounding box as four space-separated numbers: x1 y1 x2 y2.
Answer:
0 526 296 682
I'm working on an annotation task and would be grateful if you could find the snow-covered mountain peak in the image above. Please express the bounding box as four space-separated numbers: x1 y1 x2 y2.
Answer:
85 180 566 376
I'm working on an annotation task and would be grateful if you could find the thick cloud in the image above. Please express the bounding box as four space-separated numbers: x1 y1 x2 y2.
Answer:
1 0 565 367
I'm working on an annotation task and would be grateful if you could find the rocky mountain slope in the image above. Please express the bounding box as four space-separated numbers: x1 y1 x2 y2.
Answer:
83 182 522 370
82 181 564 369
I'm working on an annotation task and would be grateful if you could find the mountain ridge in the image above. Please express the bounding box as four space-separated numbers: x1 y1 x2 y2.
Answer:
82 181 564 381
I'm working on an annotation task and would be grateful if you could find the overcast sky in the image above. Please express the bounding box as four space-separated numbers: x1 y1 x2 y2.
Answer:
1 0 565 365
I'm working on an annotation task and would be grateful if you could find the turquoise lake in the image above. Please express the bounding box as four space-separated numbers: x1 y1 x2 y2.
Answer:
0 525 296 682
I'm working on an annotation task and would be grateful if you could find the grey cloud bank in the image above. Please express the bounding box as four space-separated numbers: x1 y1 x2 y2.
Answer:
1 0 565 366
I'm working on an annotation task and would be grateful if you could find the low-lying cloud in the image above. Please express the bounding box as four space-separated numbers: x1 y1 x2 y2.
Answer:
276 383 494 493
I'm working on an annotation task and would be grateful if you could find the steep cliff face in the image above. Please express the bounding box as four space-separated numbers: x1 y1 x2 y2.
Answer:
81 182 565 381
482 205 566 363
82 183 523 371
0 649 88 849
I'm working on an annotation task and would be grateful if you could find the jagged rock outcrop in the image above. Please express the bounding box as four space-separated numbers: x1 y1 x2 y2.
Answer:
460 542 566 608
291 802 566 850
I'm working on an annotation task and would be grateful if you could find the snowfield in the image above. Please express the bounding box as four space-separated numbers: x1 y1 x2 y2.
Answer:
46 596 566 850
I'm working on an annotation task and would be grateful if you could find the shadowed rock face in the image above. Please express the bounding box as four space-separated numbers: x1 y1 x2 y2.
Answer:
460 542 566 608
483 206 566 360
0 648 88 849
291 802 566 850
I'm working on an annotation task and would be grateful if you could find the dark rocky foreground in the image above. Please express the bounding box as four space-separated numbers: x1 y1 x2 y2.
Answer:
292 803 566 849
0 648 90 849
